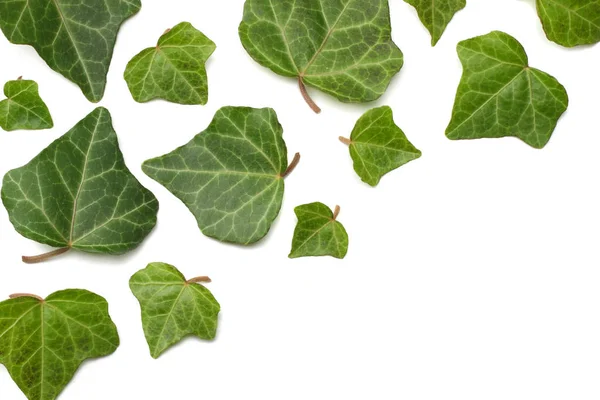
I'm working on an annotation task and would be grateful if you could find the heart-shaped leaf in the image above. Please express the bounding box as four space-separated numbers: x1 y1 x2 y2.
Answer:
0 290 119 400
2 107 159 263
536 0 600 47
124 22 216 105
0 0 141 102
340 106 421 186
445 31 569 149
0 78 53 131
130 262 220 359
289 203 349 259
143 106 299 245
404 0 466 46
239 0 404 113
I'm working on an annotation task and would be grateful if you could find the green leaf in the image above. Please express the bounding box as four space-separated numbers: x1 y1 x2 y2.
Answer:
124 22 216 105
340 106 421 187
143 106 298 245
0 290 119 400
404 0 466 46
238 0 404 113
536 0 600 47
129 262 220 359
0 0 141 102
2 107 159 263
0 78 53 132
289 203 348 259
445 31 569 149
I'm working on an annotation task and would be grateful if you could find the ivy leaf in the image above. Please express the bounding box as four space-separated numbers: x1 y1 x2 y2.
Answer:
239 0 404 113
536 0 600 47
124 22 216 105
289 203 349 259
0 78 53 132
0 0 141 102
129 262 220 359
0 290 119 400
1 107 159 263
404 0 466 46
143 106 299 245
445 31 569 149
340 106 421 187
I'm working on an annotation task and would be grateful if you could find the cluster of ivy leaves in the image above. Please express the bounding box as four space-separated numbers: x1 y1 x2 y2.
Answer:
0 0 597 399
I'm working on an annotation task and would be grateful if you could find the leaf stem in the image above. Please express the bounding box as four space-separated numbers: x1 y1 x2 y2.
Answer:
17 76 22 80
281 153 301 178
187 276 212 284
22 247 70 264
339 136 352 145
298 77 321 114
333 205 341 220
9 293 44 301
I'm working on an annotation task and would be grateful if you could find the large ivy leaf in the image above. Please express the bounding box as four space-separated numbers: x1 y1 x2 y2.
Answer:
445 31 569 149
124 22 216 105
340 106 421 186
143 106 298 245
289 202 348 259
0 290 119 400
404 0 466 46
129 262 220 359
239 0 404 113
536 0 600 47
2 107 159 263
0 0 141 102
0 78 53 131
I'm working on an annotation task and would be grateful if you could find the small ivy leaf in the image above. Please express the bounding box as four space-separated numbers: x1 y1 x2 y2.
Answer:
129 262 220 359
0 290 119 400
445 31 569 149
1 107 159 263
124 22 216 105
340 106 421 187
239 0 404 113
143 106 299 245
289 203 349 259
0 0 141 102
404 0 466 46
536 0 600 47
0 78 53 131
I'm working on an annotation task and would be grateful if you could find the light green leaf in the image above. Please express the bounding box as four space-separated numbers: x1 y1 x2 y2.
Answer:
129 262 220 359
404 0 466 46
239 0 404 113
0 78 53 131
143 106 298 245
536 0 600 47
340 106 421 187
0 290 119 400
445 31 569 149
124 22 216 105
289 203 348 259
0 0 141 102
2 107 159 263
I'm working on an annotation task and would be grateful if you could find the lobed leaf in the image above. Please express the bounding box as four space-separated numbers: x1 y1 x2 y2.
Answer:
404 0 466 46
0 78 53 131
536 0 600 47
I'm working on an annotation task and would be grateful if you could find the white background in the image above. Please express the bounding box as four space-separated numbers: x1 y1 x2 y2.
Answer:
1 0 599 399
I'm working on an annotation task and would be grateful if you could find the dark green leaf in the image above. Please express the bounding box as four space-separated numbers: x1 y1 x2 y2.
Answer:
536 0 600 47
2 107 159 263
289 203 348 259
0 0 141 102
124 22 216 105
340 106 421 186
143 106 297 245
239 0 404 113
0 290 119 400
129 262 220 359
0 78 53 131
445 31 569 149
404 0 466 45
